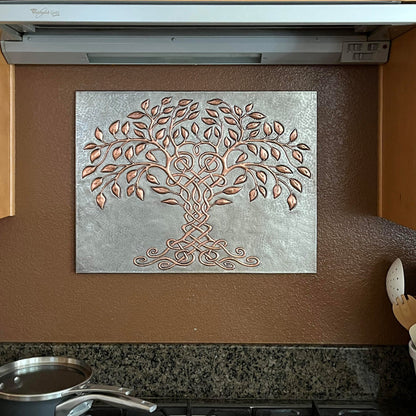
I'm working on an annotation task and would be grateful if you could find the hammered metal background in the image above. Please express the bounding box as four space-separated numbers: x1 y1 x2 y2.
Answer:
76 91 317 273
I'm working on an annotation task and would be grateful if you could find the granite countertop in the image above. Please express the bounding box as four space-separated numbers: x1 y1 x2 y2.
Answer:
0 343 415 403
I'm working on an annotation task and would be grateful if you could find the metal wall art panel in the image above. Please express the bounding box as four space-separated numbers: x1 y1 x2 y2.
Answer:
76 92 317 273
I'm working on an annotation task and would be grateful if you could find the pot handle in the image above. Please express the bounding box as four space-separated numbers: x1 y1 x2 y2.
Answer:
69 383 132 396
55 393 157 416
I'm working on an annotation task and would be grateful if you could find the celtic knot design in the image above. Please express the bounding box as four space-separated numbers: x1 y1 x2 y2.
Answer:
81 96 312 271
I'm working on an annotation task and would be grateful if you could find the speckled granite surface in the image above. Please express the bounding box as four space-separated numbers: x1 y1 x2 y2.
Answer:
0 344 415 401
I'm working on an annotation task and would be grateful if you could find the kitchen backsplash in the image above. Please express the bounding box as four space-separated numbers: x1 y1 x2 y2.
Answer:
0 343 415 401
2 65 416 345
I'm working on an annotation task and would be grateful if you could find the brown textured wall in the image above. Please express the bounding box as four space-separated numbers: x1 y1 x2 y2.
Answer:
1 65 416 344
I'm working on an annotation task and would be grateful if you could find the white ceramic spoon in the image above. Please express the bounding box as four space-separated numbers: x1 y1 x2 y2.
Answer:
410 324 416 348
386 258 405 304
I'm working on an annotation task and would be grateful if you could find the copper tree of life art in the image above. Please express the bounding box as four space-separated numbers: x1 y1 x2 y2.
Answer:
76 92 317 273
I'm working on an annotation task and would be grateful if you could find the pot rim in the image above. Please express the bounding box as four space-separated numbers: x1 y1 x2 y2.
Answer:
0 356 92 402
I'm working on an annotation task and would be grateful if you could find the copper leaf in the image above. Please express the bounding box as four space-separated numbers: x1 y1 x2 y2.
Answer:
191 122 199 135
90 177 103 192
214 198 232 206
247 144 258 155
259 186 267 198
290 178 303 192
121 122 130 135
125 146 134 161
234 174 247 185
136 187 145 200
287 194 297 210
90 149 101 163
82 165 97 178
292 150 303 163
224 117 237 125
127 111 145 119
234 105 243 116
245 103 254 112
101 164 118 173
297 143 311 151
290 129 298 142
146 173 160 185
274 121 284 135
155 128 166 140
229 129 238 141
141 99 150 111
223 187 242 195
111 182 121 198
247 122 261 130
273 184 282 199
162 198 180 205
126 170 138 183
96 193 106 209
276 165 293 174
178 99 192 106
256 171 267 184
152 186 170 194
219 106 231 114
297 166 311 178
95 127 103 141
236 153 248 163
204 128 212 140
202 117 216 125
259 147 268 161
134 129 145 138
263 122 272 136
127 185 135 196
248 112 266 120
112 147 122 160
175 108 187 118
181 127 189 139
249 188 258 202
135 144 145 155
271 148 281 161
157 117 170 125
207 98 223 105
206 109 219 118
109 120 120 135
84 143 97 150
145 151 157 162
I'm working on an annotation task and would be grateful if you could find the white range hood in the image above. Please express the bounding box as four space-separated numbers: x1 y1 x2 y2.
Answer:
0 1 416 65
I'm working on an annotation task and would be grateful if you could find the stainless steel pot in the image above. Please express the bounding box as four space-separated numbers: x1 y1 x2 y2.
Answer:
0 356 157 416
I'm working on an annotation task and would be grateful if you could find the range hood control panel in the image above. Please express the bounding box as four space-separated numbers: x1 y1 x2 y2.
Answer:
341 41 390 63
